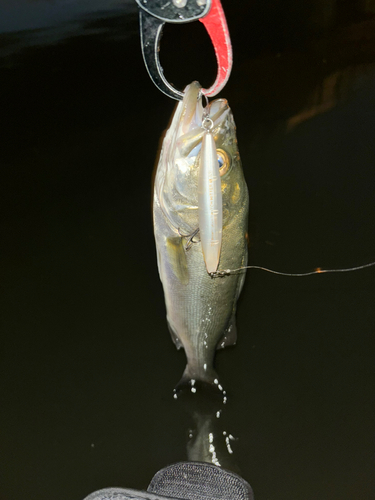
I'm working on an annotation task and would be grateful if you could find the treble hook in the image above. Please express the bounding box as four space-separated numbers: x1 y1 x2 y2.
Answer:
178 227 200 250
135 0 233 100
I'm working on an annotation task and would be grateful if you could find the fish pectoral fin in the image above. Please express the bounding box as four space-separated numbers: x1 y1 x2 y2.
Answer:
166 236 189 285
217 314 237 349
167 320 183 350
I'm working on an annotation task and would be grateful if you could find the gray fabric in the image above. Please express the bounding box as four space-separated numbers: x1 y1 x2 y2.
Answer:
83 462 254 500
147 462 254 500
83 487 175 500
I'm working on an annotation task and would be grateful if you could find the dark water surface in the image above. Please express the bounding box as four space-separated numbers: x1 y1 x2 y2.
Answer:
1 2 375 499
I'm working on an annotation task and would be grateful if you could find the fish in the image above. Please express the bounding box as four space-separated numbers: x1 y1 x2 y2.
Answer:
153 81 249 389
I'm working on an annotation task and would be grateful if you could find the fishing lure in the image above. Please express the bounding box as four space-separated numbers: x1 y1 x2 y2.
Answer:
199 114 223 273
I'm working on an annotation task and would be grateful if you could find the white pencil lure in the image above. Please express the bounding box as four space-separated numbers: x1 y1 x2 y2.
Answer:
198 117 223 274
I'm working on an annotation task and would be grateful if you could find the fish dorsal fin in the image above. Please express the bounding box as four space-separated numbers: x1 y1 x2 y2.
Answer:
166 236 189 285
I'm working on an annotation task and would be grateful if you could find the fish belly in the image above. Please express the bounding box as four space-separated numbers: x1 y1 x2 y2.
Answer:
154 196 247 384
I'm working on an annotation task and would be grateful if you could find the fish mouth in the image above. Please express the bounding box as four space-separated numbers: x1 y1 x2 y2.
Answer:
175 82 230 158
165 81 231 174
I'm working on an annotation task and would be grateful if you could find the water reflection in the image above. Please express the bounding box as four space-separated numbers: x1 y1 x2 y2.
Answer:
0 9 138 60
0 0 137 33
178 386 241 474
82 386 251 499
288 63 375 130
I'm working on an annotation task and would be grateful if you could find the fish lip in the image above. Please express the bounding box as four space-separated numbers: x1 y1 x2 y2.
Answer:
178 81 204 137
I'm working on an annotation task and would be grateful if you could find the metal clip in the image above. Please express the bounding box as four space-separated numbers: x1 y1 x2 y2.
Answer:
136 0 232 100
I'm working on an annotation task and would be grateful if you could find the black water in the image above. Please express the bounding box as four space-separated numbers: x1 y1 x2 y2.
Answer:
1 2 375 499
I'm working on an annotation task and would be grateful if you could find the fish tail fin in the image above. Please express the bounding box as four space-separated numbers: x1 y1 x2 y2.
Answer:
173 364 226 400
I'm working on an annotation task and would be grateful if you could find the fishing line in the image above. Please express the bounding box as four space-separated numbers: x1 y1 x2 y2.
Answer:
209 260 375 278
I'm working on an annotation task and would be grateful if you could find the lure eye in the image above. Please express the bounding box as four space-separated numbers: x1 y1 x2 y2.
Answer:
217 149 230 176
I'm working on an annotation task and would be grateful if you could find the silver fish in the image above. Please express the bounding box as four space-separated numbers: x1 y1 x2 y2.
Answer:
153 81 249 387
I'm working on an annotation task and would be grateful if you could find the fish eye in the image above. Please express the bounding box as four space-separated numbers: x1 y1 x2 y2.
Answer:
217 149 230 176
